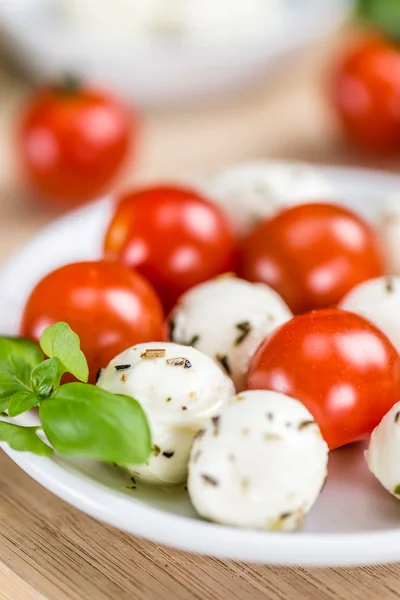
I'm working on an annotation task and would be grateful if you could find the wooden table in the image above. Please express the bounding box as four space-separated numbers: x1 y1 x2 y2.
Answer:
1 28 400 600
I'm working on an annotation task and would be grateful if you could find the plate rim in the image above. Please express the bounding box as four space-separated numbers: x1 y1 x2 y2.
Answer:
2 163 400 567
5 443 400 567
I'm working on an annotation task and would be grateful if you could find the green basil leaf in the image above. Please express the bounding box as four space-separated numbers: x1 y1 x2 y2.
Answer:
40 382 151 465
8 391 40 417
0 421 53 456
0 337 43 386
40 323 89 384
0 397 10 413
31 357 60 398
0 369 25 399
0 368 33 413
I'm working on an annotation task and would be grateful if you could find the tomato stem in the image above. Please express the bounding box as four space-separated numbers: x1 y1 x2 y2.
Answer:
57 73 82 96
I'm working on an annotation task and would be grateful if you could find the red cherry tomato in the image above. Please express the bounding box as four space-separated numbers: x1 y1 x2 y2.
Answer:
104 185 237 310
333 37 400 152
20 82 136 204
20 261 164 383
238 203 384 314
248 309 400 449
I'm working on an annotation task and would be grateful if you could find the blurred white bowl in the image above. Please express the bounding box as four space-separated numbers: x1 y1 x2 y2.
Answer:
0 0 352 106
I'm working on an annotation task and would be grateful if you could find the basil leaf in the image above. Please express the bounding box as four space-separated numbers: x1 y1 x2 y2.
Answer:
0 421 53 456
0 337 43 386
31 357 59 398
0 369 25 398
40 383 151 465
40 323 89 384
8 391 40 417
0 368 34 414
0 397 9 413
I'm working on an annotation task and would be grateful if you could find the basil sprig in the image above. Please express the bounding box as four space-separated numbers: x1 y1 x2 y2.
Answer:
0 323 151 464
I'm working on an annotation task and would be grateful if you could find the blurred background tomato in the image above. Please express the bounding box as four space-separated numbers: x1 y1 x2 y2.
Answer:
2 0 400 272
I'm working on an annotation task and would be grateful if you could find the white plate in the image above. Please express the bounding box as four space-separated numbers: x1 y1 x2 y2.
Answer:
0 0 352 106
2 165 400 567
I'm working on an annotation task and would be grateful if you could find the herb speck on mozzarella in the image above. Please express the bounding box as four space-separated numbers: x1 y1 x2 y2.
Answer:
169 276 292 391
97 341 235 485
188 390 328 530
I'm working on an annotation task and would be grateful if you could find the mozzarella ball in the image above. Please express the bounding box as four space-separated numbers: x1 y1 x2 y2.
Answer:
169 277 292 391
365 402 400 498
340 276 400 352
97 342 235 485
185 161 334 237
188 390 328 531
378 199 400 275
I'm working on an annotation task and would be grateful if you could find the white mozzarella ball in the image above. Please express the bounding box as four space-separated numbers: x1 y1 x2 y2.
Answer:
169 277 292 391
340 276 400 352
365 402 400 499
97 342 235 485
188 390 328 531
185 161 334 237
378 199 400 275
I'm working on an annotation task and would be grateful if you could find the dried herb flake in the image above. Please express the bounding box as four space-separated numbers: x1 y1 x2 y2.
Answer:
280 512 291 520
188 335 200 347
298 420 316 430
201 474 219 487
216 354 231 376
386 277 394 293
153 444 161 457
211 415 220 436
168 319 176 341
234 321 252 346
193 450 202 463
162 451 175 458
241 478 250 493
166 356 191 368
263 432 283 441
141 349 166 360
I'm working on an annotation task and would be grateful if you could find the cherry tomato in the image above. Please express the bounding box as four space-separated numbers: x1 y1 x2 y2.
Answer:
333 37 400 152
238 203 384 314
248 309 400 449
20 261 164 383
104 185 237 310
20 81 136 204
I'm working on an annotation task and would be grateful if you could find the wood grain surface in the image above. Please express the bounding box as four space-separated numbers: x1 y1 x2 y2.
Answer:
1 26 400 600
